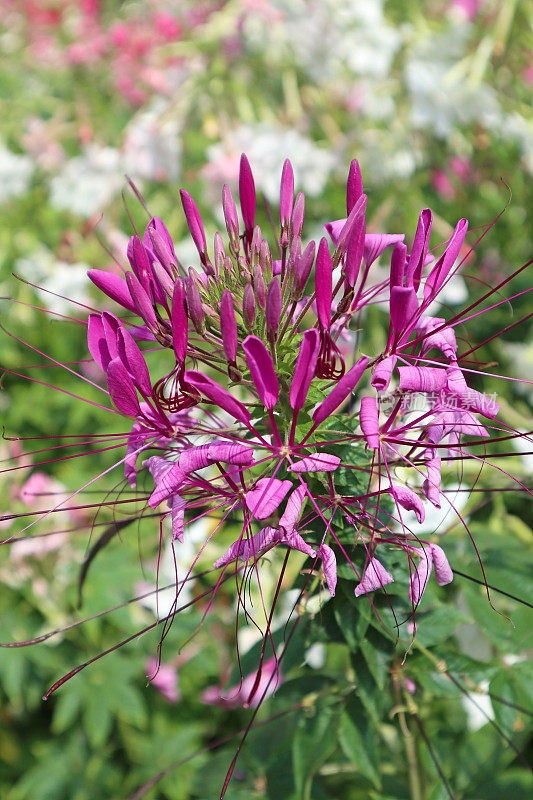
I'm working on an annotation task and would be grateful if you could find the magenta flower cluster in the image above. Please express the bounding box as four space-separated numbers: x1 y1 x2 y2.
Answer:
87 154 499 622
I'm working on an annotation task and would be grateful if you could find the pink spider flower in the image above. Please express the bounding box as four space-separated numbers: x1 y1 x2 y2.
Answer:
3 150 531 798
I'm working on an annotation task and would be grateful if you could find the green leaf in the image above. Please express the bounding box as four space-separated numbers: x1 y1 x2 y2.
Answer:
338 701 380 787
292 698 338 799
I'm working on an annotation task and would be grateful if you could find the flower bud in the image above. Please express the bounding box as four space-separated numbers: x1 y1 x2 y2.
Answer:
220 289 238 365
292 240 315 299
222 184 240 254
253 265 266 308
185 273 204 334
239 153 256 240
265 278 281 343
292 191 305 237
243 283 255 330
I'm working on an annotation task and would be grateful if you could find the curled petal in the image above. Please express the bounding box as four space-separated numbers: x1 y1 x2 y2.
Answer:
290 453 341 473
409 547 433 606
371 355 397 392
422 457 442 508
214 526 278 568
390 485 425 524
278 528 316 559
354 557 394 597
390 285 419 338
126 272 158 331
87 314 110 372
317 544 337 596
169 495 187 542
243 335 279 410
117 326 151 397
429 543 453 586
398 366 448 393
146 457 186 509
390 242 407 288
360 396 380 449
446 366 468 395
246 478 293 519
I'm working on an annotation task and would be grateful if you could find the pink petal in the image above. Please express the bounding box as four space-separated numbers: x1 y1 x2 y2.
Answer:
354 557 394 597
245 478 293 519
312 356 369 425
169 495 187 542
180 189 207 256
214 526 279 567
106 358 141 417
146 457 186 509
243 335 279 410
290 453 341 473
87 269 137 313
280 158 294 226
279 484 307 529
423 218 468 302
87 313 110 372
318 543 337 596
398 366 448 393
371 355 397 392
422 457 442 508
289 329 320 411
315 237 332 328
390 285 419 337
360 395 380 449
409 547 433 605
390 485 425 524
406 208 432 290
364 233 405 267
346 158 363 214
184 370 251 426
171 277 188 365
429 543 453 586
278 528 316 559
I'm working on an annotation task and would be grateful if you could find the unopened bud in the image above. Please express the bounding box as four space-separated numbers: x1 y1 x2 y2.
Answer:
243 283 256 330
253 265 266 308
266 278 282 343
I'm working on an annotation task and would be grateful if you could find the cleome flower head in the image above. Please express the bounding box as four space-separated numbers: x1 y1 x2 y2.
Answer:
4 152 527 721
82 152 505 618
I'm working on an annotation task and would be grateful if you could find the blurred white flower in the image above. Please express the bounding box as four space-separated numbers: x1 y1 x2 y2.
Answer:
15 246 91 314
123 98 182 183
205 124 337 202
0 146 34 202
405 25 502 138
50 144 124 216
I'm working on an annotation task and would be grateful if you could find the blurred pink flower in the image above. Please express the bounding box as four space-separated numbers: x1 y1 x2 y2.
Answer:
202 657 282 709
146 657 180 703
